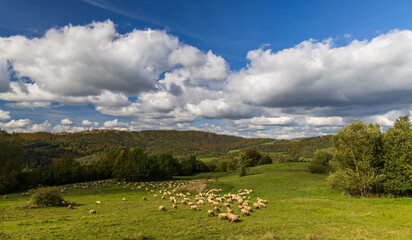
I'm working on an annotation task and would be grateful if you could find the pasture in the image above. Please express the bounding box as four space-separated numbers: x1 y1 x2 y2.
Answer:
1 163 411 239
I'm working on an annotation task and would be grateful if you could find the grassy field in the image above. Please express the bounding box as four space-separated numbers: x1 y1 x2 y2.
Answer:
1 163 411 239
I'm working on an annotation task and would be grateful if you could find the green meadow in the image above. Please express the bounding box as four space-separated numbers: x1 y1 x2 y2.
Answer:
1 163 411 239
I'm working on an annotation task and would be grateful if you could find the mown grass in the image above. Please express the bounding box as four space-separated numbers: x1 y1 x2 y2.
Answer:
1 163 411 239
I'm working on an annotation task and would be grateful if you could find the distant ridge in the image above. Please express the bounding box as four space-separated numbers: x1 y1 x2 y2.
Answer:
19 130 272 167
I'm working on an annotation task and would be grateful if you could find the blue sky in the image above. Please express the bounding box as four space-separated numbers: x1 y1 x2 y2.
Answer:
0 0 411 138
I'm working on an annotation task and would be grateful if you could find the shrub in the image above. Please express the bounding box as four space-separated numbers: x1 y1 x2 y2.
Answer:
308 149 332 173
29 187 65 207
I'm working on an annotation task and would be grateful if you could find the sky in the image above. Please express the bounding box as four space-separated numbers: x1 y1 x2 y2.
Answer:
0 0 412 139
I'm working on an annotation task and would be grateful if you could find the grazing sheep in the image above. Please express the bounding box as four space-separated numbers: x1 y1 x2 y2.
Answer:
161 196 166 200
213 206 220 212
197 200 204 205
263 200 268 204
224 203 230 207
172 204 177 209
90 209 96 214
68 205 73 209
253 202 260 209
159 206 166 211
153 194 158 198
227 213 240 222
122 198 126 201
227 207 233 213
142 197 147 201
96 201 101 205
181 200 187 205
207 209 215 216
212 201 219 207
258 202 266 208
188 201 194 206
218 213 228 220
190 205 199 211
241 209 250 216
244 206 252 212
238 205 243 210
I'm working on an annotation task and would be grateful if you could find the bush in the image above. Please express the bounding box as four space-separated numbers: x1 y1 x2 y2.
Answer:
308 149 332 173
29 187 65 207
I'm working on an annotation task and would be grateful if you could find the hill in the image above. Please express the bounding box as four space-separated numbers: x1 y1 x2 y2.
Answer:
18 130 272 167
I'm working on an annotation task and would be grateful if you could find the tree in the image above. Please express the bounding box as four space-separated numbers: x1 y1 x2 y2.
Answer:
328 121 384 196
0 130 23 193
238 153 249 177
382 115 412 195
243 149 262 166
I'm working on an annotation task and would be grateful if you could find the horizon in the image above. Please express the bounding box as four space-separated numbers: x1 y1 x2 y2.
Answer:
1 1 412 139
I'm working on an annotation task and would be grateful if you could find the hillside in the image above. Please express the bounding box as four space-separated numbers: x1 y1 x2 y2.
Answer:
19 130 272 167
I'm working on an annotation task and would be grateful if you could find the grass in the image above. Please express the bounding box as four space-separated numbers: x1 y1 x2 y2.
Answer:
1 163 411 239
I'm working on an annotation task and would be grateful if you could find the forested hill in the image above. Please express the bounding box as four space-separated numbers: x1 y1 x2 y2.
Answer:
19 130 272 167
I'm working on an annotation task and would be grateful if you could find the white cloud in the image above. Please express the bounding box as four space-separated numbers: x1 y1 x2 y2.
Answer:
53 125 85 133
103 119 129 128
226 30 412 110
82 120 99 126
61 118 73 125
0 110 11 120
305 116 345 126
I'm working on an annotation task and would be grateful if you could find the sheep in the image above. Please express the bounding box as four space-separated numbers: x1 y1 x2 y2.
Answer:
96 201 101 205
181 200 187 205
258 202 266 208
253 202 260 209
244 206 252 212
190 205 199 211
122 198 126 201
207 209 215 216
142 197 147 201
224 203 230 207
212 201 219 207
159 206 166 211
227 213 240 222
68 205 73 209
227 207 233 213
172 204 177 209
188 201 194 206
197 200 204 205
213 206 220 212
153 194 158 198
218 213 228 220
238 205 243 210
90 209 96 214
241 208 250 216
161 195 166 200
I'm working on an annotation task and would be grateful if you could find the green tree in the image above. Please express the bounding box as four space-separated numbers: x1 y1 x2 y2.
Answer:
0 130 23 193
328 121 384 196
238 154 249 177
382 115 412 195
308 149 333 173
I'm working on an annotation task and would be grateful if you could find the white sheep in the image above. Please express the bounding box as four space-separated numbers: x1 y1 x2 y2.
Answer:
227 213 240 222
90 209 97 214
172 204 177 209
190 205 199 211
218 213 228 220
142 197 147 201
241 208 250 216
122 198 126 201
207 209 215 216
159 206 166 211
96 201 101 205
253 202 260 209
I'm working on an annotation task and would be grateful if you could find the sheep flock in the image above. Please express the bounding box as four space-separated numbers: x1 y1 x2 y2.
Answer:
30 178 268 223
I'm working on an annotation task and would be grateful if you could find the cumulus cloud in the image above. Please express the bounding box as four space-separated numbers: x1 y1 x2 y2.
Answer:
0 110 11 120
60 118 73 125
82 120 99 126
0 119 51 132
226 30 412 111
